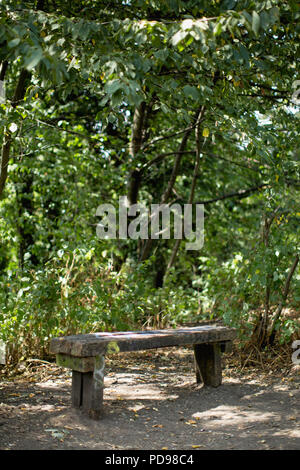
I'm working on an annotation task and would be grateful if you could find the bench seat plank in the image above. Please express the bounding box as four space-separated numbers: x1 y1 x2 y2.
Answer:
50 325 236 357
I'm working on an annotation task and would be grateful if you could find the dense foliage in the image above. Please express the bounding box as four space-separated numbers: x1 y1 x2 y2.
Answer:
0 0 299 362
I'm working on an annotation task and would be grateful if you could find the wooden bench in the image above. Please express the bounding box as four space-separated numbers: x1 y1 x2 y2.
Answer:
50 325 236 419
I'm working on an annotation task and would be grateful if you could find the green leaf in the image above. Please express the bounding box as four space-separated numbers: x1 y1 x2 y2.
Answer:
171 30 188 46
183 85 200 100
252 11 260 36
23 48 43 70
104 79 123 95
154 49 169 61
7 38 21 48
239 44 250 67
213 22 223 36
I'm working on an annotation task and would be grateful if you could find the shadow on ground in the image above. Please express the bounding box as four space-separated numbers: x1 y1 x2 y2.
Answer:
0 349 299 450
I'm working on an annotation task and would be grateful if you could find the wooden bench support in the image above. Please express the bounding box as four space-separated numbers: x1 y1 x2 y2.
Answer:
71 355 105 419
193 343 222 387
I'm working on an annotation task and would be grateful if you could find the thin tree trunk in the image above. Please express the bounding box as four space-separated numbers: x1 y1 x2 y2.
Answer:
161 106 205 205
0 69 31 197
127 102 147 205
140 106 205 262
0 61 8 81
252 208 280 348
268 254 299 345
166 106 205 272
15 171 39 269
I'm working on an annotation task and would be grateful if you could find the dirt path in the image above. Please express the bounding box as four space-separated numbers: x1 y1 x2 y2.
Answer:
0 348 299 450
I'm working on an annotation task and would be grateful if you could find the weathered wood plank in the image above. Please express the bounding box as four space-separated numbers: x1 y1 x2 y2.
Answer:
220 341 233 353
193 343 222 387
81 372 94 410
57 353 95 372
81 355 105 420
194 358 202 384
72 371 83 408
50 326 236 357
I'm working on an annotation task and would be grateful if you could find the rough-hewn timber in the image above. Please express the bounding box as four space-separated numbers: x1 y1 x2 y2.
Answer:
194 343 222 387
50 325 236 357
56 353 95 372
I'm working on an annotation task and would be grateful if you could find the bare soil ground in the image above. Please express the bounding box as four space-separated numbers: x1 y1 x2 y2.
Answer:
0 347 299 450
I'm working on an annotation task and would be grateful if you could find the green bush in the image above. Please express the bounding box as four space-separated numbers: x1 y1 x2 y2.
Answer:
0 249 203 362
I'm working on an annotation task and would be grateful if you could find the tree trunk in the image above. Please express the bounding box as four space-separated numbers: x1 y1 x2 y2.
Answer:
251 208 279 348
140 106 205 262
268 254 299 345
166 106 205 272
15 171 39 269
0 69 31 197
127 102 147 205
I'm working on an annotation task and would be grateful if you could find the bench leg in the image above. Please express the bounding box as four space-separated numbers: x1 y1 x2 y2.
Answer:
71 355 105 419
72 370 84 408
193 343 222 387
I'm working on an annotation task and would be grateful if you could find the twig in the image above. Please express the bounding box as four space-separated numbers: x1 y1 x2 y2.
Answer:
25 358 52 365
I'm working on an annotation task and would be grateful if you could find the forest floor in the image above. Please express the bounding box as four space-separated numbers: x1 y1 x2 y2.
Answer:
0 346 299 450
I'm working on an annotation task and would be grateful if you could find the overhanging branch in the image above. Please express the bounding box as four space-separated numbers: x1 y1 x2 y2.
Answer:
195 183 268 205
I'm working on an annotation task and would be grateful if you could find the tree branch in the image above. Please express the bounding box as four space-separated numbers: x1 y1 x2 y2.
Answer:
195 183 268 205
142 149 262 174
161 106 205 205
141 120 204 152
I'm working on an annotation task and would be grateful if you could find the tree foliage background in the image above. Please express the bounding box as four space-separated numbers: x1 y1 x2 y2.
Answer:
0 0 299 361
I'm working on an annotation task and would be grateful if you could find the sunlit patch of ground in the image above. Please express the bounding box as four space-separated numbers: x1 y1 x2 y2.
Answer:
0 347 299 449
